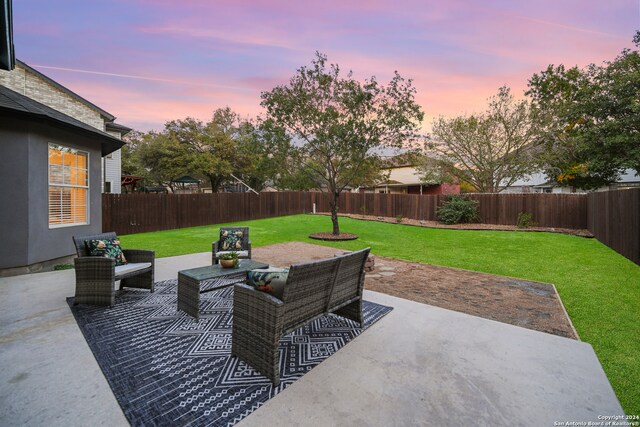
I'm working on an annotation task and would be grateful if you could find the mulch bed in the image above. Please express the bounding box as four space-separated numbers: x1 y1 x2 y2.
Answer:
309 232 359 241
317 212 594 237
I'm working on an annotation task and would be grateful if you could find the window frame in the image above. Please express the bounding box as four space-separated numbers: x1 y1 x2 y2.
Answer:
48 143 90 228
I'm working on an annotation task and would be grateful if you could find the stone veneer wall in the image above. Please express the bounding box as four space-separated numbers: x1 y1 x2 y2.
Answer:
0 63 105 130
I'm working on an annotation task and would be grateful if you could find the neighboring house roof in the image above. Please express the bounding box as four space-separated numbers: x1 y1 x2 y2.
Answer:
16 60 115 121
386 166 424 186
618 169 640 183
381 152 418 169
507 172 549 187
0 85 124 156
105 121 132 136
506 170 639 188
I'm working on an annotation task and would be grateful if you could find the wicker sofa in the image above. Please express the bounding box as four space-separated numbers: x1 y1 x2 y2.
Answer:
212 227 252 265
72 232 155 307
232 247 371 385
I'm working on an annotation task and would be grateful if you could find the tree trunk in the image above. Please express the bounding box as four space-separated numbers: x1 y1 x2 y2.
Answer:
330 191 340 235
208 175 222 192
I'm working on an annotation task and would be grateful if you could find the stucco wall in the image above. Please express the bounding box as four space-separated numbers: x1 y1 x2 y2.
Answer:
0 64 105 130
0 117 103 269
0 118 30 268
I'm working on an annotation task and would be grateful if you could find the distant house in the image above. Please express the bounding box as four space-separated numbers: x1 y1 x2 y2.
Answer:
0 59 130 193
501 169 640 193
0 85 125 275
359 154 460 195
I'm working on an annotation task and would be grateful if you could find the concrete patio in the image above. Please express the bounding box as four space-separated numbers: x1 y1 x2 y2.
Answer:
0 252 624 426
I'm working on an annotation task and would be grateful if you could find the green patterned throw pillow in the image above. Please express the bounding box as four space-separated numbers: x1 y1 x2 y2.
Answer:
221 229 244 251
246 267 289 299
86 238 128 266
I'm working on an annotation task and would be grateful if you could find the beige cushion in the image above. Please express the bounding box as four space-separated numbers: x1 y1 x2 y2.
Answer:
115 262 152 278
216 251 249 258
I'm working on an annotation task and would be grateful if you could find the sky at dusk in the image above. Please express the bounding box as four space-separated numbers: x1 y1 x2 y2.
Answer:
12 0 639 132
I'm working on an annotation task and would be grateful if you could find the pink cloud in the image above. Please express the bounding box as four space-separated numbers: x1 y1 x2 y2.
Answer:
16 0 636 134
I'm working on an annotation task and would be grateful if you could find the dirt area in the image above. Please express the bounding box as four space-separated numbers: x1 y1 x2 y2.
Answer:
319 213 593 237
253 242 578 340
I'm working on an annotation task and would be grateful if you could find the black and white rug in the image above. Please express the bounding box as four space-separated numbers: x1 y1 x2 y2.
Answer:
67 279 392 427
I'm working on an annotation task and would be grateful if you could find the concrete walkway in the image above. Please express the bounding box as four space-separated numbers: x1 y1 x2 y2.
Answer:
0 253 623 426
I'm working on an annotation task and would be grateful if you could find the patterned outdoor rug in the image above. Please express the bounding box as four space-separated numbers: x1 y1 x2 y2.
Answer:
67 279 392 427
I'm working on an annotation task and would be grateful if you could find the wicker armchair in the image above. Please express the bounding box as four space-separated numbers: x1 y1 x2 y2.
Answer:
212 227 251 264
232 247 370 385
72 232 155 307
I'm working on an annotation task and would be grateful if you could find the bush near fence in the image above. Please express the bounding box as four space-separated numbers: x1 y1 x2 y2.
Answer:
103 189 639 265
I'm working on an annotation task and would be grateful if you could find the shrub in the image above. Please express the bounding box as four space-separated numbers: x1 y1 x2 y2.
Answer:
395 215 404 223
436 195 480 225
517 212 537 228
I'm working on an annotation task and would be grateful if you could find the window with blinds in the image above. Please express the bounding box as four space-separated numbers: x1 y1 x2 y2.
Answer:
48 144 89 227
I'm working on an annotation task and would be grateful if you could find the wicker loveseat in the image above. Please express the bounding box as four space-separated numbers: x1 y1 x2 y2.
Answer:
232 247 371 385
212 227 252 265
72 232 155 307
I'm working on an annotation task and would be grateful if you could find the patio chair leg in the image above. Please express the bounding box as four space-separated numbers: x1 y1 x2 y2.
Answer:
232 338 280 386
121 269 155 292
232 322 281 385
333 299 363 326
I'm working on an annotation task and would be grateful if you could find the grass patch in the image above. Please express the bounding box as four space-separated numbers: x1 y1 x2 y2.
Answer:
121 214 640 413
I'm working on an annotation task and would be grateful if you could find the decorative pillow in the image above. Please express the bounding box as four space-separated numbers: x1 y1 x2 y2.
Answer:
85 238 128 266
220 229 244 251
246 267 289 299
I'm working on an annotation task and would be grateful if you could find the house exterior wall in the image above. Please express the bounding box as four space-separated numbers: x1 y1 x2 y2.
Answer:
501 170 639 193
414 183 461 195
0 117 30 268
0 63 125 194
363 183 460 195
0 117 102 270
360 165 460 195
103 132 121 193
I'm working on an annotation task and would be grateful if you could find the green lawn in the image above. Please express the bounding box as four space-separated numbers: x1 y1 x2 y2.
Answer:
120 214 640 414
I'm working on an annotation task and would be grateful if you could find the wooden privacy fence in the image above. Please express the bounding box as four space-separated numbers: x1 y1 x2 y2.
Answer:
313 192 588 229
103 190 639 265
102 192 313 235
587 188 640 265
105 191 588 233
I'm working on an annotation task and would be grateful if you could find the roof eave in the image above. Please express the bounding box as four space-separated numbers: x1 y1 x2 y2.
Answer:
0 106 124 156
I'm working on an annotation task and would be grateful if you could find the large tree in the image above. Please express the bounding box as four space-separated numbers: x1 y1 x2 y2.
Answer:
526 32 640 189
430 86 541 193
121 130 147 178
261 52 424 234
135 132 191 190
165 108 246 192
121 108 274 192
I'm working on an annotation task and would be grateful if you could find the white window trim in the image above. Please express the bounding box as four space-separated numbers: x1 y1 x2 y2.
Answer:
48 143 90 228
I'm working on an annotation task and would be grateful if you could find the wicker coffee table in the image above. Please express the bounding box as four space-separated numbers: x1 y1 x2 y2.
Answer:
177 259 269 319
